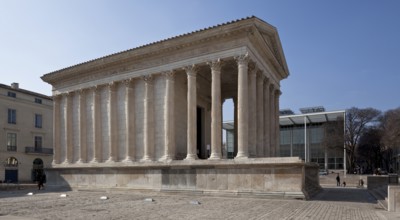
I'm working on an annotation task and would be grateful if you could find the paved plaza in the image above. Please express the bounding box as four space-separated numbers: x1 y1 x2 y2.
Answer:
0 186 399 220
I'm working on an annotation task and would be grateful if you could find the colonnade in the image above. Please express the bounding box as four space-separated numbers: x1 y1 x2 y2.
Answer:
51 54 281 165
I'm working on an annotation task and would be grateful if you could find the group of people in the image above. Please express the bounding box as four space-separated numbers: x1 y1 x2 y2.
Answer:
336 174 346 187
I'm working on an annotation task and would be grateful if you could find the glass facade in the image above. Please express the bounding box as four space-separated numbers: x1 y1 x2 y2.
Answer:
279 119 344 170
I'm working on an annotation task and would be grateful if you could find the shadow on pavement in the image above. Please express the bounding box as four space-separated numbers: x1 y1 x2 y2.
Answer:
311 187 378 204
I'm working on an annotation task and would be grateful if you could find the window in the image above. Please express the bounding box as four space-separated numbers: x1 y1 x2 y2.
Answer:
35 114 42 128
34 136 42 150
7 91 16 98
8 109 16 124
7 133 17 151
35 98 42 104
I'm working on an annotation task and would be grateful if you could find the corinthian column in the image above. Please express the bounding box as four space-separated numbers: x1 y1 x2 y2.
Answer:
269 84 275 157
77 89 87 163
248 66 257 157
209 59 222 160
91 86 101 163
63 93 73 164
275 89 281 157
123 79 135 162
106 82 118 163
256 71 264 157
184 65 198 160
52 95 61 164
160 71 175 161
235 54 249 159
263 78 270 157
141 76 154 162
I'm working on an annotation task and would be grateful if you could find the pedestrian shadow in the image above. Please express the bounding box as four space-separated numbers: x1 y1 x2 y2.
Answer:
311 187 378 204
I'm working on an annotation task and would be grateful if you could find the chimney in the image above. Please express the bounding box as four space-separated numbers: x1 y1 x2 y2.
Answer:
11 83 19 89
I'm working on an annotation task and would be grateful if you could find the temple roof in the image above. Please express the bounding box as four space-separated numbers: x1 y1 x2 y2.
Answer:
42 16 289 85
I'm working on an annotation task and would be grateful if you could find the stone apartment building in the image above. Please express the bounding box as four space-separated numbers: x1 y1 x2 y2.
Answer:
0 83 53 183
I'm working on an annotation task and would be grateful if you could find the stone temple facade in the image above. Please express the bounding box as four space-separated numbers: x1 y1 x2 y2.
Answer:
41 16 320 199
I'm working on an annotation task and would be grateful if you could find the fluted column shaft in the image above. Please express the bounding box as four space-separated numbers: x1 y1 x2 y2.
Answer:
248 68 257 157
185 65 198 160
161 72 175 161
92 87 101 163
142 76 154 161
78 89 87 163
209 60 222 159
263 79 270 157
269 84 275 157
123 79 135 162
256 72 264 157
275 89 281 156
53 95 61 164
106 82 118 162
235 54 249 159
64 93 73 163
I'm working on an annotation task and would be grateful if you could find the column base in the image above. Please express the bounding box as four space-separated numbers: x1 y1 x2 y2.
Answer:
105 157 116 163
62 159 70 164
90 158 99 163
159 155 174 162
140 156 153 162
75 159 86 164
184 154 198 161
209 153 221 160
122 156 134 163
234 152 249 160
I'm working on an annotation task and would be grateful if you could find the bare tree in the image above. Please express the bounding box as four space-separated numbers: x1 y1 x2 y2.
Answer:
380 107 400 171
357 127 383 173
345 107 381 173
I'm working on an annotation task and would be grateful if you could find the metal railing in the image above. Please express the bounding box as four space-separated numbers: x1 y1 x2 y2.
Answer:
25 147 53 155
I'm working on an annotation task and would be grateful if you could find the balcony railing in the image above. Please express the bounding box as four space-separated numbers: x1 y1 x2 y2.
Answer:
25 147 53 155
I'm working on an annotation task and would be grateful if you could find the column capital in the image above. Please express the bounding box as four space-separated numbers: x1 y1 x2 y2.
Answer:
163 70 176 81
108 81 118 91
264 77 270 85
184 64 198 76
235 53 249 66
257 70 264 81
52 94 62 101
78 88 88 95
208 59 223 72
123 78 134 88
269 83 275 91
275 89 282 96
142 75 153 84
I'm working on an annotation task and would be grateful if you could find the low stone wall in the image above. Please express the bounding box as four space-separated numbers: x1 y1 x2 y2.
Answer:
367 176 390 190
46 158 320 199
388 185 400 212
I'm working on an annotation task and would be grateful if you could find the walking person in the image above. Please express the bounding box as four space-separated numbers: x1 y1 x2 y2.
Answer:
336 174 340 186
37 171 45 190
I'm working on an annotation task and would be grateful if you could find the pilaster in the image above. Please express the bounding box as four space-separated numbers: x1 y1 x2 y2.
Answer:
106 82 118 163
76 89 87 163
256 71 264 157
160 71 176 161
123 79 135 162
248 64 257 157
52 95 61 164
141 76 154 162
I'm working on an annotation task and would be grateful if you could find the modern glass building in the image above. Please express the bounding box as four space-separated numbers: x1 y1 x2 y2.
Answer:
223 107 346 171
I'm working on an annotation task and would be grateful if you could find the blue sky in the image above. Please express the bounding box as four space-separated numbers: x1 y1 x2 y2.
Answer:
1 0 399 121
